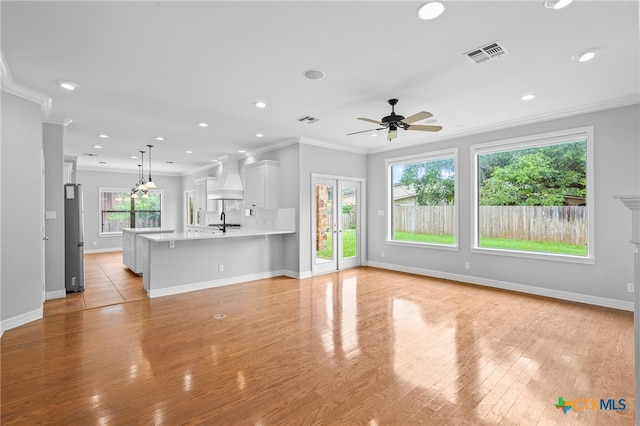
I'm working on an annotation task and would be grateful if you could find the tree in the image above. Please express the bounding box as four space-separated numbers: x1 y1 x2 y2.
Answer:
479 141 586 206
399 158 455 205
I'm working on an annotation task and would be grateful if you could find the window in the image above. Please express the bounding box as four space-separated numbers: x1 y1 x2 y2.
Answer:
472 126 594 262
386 149 458 248
99 188 163 236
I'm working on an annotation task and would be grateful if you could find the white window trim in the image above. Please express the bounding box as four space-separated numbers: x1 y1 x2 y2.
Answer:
385 148 459 251
470 126 595 264
99 187 164 237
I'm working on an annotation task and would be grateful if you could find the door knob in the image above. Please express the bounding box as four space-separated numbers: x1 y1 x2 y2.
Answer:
43 237 49 240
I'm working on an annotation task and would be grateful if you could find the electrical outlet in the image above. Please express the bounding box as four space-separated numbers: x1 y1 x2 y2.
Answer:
381 251 385 258
465 262 471 270
169 240 175 249
628 283 634 293
219 264 224 272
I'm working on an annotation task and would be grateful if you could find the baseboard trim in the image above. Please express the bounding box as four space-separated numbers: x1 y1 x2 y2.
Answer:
84 248 122 254
45 290 66 300
148 270 287 298
367 261 633 312
1 307 43 334
282 270 313 279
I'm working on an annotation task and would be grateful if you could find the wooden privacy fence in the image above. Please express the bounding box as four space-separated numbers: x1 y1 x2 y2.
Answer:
393 205 587 245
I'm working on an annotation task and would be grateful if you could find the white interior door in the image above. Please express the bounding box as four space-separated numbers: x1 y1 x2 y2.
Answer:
312 176 362 274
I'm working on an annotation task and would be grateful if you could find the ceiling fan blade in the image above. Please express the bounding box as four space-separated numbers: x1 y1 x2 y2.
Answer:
407 124 443 132
401 111 433 124
347 127 385 136
358 117 384 125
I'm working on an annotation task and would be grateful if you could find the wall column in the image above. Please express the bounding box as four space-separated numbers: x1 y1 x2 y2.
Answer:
615 195 640 423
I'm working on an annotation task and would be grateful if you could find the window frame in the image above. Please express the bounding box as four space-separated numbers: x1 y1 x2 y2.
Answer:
470 126 595 264
99 187 164 237
385 148 459 251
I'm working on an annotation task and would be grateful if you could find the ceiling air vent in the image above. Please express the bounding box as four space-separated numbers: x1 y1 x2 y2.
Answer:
297 116 320 124
464 40 508 64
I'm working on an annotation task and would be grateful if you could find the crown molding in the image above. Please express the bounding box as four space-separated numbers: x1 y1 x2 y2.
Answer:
1 50 52 120
366 95 640 155
299 136 368 155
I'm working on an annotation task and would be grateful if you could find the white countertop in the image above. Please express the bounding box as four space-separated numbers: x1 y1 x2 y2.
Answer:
121 227 176 234
142 228 295 242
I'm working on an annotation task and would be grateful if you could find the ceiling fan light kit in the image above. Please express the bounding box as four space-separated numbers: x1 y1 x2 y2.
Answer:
349 98 443 141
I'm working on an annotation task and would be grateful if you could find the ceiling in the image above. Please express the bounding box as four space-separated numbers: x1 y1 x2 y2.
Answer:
2 1 638 175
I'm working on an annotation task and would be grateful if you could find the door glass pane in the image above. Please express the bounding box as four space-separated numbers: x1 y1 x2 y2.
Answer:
341 184 357 259
315 183 334 261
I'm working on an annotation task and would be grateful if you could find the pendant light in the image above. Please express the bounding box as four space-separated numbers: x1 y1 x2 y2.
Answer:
145 144 157 189
136 150 147 191
131 164 143 199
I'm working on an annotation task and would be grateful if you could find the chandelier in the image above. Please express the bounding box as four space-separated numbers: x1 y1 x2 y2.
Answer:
131 145 158 199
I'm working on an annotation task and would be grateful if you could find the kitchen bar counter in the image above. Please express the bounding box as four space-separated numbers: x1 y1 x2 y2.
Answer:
142 207 297 298
143 228 294 242
141 228 296 297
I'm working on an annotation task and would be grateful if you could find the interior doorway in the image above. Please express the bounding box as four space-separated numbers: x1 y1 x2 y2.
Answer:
312 175 364 274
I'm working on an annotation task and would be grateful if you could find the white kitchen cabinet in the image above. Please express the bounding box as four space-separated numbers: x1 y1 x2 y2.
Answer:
194 177 216 224
244 160 279 209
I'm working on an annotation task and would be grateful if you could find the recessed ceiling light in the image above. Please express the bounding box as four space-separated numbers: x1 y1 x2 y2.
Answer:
198 122 208 127
92 145 103 149
186 150 193 154
417 1 445 20
303 69 325 80
253 101 267 108
211 159 219 163
131 156 138 159
572 48 598 62
155 136 165 141
238 150 246 153
521 94 536 101
370 134 378 137
57 80 79 90
256 133 264 137
544 0 573 9
97 134 109 139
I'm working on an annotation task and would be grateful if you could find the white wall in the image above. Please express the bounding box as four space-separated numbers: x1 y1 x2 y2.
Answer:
242 142 301 274
43 123 65 298
367 104 640 307
1 92 44 326
76 169 183 252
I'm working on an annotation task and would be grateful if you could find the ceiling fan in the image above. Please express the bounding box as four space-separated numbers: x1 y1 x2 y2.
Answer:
348 98 442 141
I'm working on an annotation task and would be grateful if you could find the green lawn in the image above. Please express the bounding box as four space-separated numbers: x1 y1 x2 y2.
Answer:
393 232 587 256
317 230 588 259
393 232 455 245
479 237 587 256
317 228 357 259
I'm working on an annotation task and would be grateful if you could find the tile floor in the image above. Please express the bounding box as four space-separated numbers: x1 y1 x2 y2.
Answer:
44 251 146 316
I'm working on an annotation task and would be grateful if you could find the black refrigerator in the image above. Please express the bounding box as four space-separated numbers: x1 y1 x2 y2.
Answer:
64 184 85 292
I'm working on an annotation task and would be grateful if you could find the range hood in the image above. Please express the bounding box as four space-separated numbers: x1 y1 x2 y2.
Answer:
208 155 244 200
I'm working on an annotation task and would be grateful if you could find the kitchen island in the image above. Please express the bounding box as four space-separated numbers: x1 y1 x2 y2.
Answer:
122 227 176 274
141 227 295 298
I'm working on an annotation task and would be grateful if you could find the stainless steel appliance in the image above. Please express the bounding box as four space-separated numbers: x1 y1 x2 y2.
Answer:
64 184 85 292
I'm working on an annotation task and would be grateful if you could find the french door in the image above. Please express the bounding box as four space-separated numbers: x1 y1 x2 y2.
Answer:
312 175 362 274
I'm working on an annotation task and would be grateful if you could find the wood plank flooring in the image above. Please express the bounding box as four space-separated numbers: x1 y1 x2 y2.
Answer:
43 252 147 316
2 257 635 425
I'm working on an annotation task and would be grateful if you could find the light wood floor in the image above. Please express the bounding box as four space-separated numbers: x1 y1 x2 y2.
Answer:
2 258 634 425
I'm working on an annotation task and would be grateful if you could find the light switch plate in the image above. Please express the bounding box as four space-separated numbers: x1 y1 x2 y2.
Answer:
45 211 57 220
